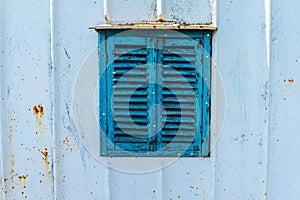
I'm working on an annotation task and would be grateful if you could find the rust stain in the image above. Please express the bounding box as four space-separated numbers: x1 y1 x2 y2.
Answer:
284 78 295 84
18 174 28 182
62 136 74 152
62 136 69 144
33 104 44 126
157 14 164 22
40 148 51 178
92 24 218 30
33 104 44 116
10 154 15 168
104 15 111 24
9 126 13 144
18 175 28 200
10 169 17 183
288 78 294 84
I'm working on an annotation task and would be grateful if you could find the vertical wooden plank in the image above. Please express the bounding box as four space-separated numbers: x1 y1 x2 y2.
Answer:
268 0 300 199
163 158 212 200
156 38 163 151
109 169 160 200
106 33 115 152
194 36 204 156
0 0 54 199
147 36 157 151
99 31 107 156
52 0 108 199
0 2 5 197
162 0 212 24
215 0 269 198
202 31 211 156
107 0 156 23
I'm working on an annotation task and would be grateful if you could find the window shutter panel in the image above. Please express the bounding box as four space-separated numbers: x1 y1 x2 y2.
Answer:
100 30 211 157
106 35 153 155
156 36 204 156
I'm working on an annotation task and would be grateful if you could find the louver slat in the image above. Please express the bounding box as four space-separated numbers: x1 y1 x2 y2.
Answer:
108 36 151 153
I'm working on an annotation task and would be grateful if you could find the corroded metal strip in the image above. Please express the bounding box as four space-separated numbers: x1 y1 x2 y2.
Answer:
91 24 218 31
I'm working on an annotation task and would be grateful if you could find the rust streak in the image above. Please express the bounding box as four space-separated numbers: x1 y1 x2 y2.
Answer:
157 14 164 22
18 174 28 199
9 126 13 144
40 148 51 178
33 104 44 126
10 154 15 168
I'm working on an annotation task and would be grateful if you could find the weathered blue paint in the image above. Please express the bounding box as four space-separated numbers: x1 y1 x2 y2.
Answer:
99 30 211 157
194 36 204 156
99 31 108 156
202 32 211 156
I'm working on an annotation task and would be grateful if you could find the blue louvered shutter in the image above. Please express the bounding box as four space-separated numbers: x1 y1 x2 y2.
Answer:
157 37 203 156
103 34 155 156
99 30 211 157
